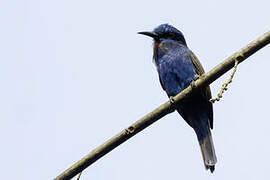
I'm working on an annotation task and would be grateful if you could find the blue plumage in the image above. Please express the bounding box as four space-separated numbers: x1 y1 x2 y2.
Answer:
139 24 217 172
155 40 196 97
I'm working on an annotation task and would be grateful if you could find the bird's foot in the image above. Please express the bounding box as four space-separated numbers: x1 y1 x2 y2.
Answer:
169 96 175 105
194 74 200 78
190 79 196 89
189 75 199 89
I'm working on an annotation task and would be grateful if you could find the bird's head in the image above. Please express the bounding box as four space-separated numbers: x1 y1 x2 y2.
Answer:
138 24 187 45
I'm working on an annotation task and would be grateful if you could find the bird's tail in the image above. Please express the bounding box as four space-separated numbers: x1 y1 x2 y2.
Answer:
199 128 217 173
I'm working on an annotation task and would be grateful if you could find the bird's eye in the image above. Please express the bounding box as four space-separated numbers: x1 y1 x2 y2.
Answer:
165 33 176 40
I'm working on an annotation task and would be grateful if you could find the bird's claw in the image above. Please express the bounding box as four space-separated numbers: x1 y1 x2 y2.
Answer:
169 96 175 104
190 79 196 89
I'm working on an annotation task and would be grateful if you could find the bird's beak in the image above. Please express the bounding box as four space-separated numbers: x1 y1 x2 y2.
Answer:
138 31 159 40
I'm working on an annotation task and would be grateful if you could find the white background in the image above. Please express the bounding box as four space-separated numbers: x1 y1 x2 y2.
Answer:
1 0 270 179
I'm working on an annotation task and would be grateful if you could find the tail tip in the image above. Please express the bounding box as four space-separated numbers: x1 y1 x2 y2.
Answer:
206 165 215 173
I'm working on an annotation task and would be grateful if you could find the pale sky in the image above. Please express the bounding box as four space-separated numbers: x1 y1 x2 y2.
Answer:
1 0 270 179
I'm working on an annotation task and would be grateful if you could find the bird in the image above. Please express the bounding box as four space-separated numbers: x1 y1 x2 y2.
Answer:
138 24 217 172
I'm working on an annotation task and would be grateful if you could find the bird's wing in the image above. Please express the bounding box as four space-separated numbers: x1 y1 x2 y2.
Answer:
158 75 166 91
189 51 214 129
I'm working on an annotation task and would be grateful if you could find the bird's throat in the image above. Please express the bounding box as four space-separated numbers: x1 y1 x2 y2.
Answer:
153 41 162 52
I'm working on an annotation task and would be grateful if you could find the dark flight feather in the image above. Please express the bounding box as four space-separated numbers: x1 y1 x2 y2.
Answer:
189 51 213 129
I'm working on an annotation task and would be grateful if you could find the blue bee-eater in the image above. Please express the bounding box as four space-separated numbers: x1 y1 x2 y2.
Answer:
138 24 217 172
